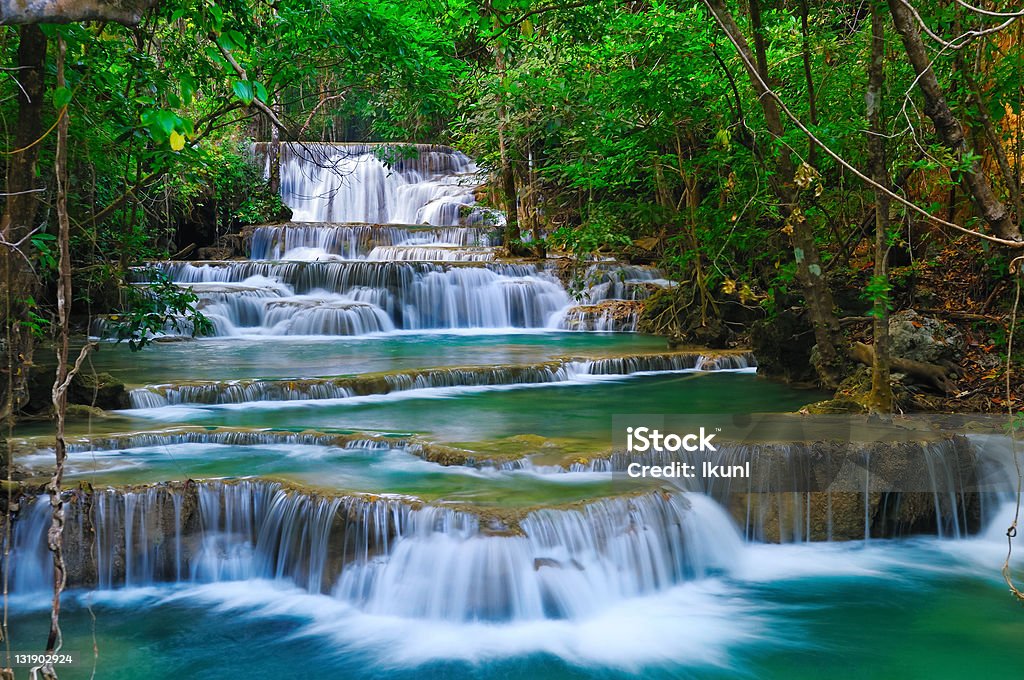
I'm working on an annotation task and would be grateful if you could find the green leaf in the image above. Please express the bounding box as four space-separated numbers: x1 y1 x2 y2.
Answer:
252 81 269 103
155 109 177 135
216 32 236 51
52 86 72 109
180 74 197 105
208 4 224 31
232 80 254 105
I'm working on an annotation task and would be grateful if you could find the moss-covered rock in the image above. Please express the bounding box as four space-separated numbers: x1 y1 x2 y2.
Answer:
69 371 129 410
801 398 867 414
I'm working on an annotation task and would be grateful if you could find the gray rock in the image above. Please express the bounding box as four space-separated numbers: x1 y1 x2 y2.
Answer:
888 310 963 364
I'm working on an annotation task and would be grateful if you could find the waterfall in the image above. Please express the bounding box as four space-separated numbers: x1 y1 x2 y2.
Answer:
85 146 688 338
265 143 494 226
121 261 573 336
51 428 414 453
335 493 740 621
536 436 989 542
126 352 757 407
248 224 498 260
5 481 740 624
559 302 642 332
7 434 1014 629
581 265 676 304
6 496 53 593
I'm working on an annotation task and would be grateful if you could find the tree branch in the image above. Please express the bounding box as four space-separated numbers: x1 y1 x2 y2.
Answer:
0 0 158 25
212 37 292 137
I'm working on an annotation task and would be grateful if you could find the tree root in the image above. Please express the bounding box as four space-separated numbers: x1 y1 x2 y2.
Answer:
851 341 958 394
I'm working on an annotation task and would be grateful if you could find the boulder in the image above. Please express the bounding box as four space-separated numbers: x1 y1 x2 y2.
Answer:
69 371 130 410
750 308 817 383
889 310 963 364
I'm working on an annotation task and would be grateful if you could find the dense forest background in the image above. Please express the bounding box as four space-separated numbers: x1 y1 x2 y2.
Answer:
2 0 1024 418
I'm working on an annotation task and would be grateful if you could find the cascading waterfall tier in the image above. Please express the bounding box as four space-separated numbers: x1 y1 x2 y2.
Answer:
127 260 571 335
6 481 740 623
14 427 415 456
247 223 499 261
97 146 677 337
335 492 739 621
7 481 417 593
258 142 498 226
560 300 643 332
126 352 757 407
581 264 676 304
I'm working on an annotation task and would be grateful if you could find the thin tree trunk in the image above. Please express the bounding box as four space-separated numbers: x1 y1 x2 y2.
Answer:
799 0 819 166
705 0 846 387
494 45 520 251
1 25 47 423
886 0 1021 242
486 12 526 250
42 36 70 680
867 1 892 414
268 95 281 196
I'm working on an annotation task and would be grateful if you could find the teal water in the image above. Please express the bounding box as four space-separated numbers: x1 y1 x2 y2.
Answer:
14 146 1018 680
80 332 668 384
8 534 1024 679
13 333 1021 679
117 372 813 446
21 441 644 505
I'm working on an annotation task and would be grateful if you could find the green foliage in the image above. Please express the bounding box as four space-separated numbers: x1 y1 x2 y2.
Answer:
106 270 214 351
3 0 1021 343
549 209 631 259
19 297 51 341
863 275 894 317
1007 412 1024 435
30 233 58 273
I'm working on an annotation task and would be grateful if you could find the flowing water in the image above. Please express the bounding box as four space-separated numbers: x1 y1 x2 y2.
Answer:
8 144 1024 678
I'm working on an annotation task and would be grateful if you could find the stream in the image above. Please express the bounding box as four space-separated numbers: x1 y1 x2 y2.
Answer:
7 143 1024 679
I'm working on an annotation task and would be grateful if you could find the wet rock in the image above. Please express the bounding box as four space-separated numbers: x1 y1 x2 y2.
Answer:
750 308 817 383
69 371 130 410
686 318 730 349
561 300 642 332
723 437 980 541
196 246 235 260
65 404 112 420
889 310 964 364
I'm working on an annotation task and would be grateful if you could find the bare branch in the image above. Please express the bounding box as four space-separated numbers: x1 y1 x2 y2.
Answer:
703 0 1024 248
955 0 1024 19
898 0 1020 50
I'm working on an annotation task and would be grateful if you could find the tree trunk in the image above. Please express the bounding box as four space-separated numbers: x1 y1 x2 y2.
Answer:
867 1 892 414
493 42 520 250
798 0 818 166
963 66 1023 225
886 0 1021 242
705 0 846 387
268 95 281 196
1 25 47 423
